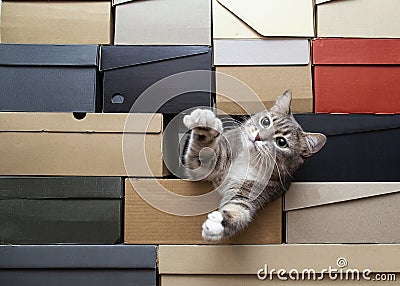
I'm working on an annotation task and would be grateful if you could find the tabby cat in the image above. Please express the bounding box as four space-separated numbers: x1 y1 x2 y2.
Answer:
183 91 326 241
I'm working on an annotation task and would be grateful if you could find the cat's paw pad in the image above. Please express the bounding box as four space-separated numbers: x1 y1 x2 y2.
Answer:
202 211 224 241
183 109 223 135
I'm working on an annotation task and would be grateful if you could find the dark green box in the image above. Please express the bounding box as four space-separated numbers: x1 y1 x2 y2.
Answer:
0 177 123 244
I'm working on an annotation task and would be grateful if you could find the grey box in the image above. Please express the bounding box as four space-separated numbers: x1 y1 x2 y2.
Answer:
0 177 123 244
0 44 100 112
0 245 157 286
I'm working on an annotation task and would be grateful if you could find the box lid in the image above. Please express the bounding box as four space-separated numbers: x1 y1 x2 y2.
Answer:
315 0 332 3
0 245 156 269
0 177 122 199
159 245 400 274
285 182 400 211
0 113 162 133
100 46 211 71
216 0 314 37
214 39 309 65
294 114 400 136
313 38 400 65
0 44 99 66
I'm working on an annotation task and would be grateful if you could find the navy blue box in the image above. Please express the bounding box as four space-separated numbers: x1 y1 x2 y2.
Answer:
0 245 157 286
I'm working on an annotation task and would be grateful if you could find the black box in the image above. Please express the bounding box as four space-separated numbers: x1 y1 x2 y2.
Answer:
0 177 123 244
294 114 400 181
0 44 100 112
0 245 157 286
101 45 214 114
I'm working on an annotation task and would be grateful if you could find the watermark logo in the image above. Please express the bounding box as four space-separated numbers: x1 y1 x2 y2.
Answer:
257 257 396 282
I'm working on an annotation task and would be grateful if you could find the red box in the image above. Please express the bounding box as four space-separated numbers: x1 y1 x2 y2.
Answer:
313 38 400 114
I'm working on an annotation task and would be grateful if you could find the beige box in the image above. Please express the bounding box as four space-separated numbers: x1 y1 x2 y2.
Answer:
285 183 400 244
214 39 312 114
1 1 112 44
0 113 165 177
316 0 400 38
213 0 314 39
159 244 400 285
114 0 211 45
124 179 282 244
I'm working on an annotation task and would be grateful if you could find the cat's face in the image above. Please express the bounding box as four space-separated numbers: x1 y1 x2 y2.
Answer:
243 91 326 176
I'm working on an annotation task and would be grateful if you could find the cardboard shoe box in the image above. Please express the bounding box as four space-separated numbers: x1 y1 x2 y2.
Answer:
101 45 214 114
285 183 400 244
0 113 165 177
124 179 282 244
0 177 122 244
213 0 314 39
114 0 210 45
313 38 400 114
1 0 112 44
0 44 100 112
214 39 312 114
159 244 400 286
316 0 400 38
0 245 157 286
293 114 400 182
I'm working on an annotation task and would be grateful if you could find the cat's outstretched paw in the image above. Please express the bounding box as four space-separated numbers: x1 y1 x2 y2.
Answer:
183 109 223 137
202 211 225 242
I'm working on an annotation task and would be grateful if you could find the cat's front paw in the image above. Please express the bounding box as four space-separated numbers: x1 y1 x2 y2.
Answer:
202 211 225 242
183 109 223 137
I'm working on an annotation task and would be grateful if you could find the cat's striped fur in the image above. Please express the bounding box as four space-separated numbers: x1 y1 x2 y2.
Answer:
183 91 326 241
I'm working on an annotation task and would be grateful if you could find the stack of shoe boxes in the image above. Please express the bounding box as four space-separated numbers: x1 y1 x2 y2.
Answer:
1 0 399 285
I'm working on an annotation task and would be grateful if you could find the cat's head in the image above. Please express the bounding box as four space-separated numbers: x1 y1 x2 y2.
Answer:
243 90 326 180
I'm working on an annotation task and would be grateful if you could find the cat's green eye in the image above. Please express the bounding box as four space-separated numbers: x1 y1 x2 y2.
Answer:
276 137 288 148
260 117 271 128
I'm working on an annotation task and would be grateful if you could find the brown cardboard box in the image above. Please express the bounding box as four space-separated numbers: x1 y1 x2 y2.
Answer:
1 1 112 44
124 179 282 244
159 244 400 285
0 113 165 176
216 65 312 114
214 39 312 115
285 183 400 244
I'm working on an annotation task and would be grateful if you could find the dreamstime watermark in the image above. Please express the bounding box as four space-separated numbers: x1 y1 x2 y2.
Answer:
257 257 396 282
122 70 276 216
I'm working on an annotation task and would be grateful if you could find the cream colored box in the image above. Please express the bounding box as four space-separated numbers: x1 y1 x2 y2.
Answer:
285 183 400 243
0 113 165 177
159 244 400 286
114 0 211 45
213 0 314 39
317 0 400 38
124 179 282 244
214 39 312 114
1 1 112 44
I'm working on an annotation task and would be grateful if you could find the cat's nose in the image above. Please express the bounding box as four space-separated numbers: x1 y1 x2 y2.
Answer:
255 133 261 141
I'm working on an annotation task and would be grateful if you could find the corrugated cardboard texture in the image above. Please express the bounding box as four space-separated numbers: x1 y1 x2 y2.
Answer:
114 0 210 45
285 183 400 244
1 1 112 44
124 179 282 244
317 0 400 38
0 113 165 176
159 245 400 273
216 65 312 114
213 0 314 38
213 39 309 66
0 245 157 286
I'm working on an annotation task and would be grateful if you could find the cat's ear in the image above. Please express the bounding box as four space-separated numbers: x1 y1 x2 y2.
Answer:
303 132 327 157
271 90 292 114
